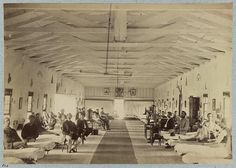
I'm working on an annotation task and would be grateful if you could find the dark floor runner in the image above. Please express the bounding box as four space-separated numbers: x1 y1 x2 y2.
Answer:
90 120 137 164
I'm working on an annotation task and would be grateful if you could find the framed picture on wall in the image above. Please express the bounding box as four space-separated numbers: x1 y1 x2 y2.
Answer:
104 88 110 96
19 97 23 109
129 88 136 96
115 87 124 97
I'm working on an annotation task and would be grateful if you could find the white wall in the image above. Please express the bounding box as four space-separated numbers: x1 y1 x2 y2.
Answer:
124 100 154 118
4 48 85 123
54 94 77 121
154 53 232 124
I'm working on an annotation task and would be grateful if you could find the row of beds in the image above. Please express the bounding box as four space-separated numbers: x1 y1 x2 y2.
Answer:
4 122 86 164
136 116 232 164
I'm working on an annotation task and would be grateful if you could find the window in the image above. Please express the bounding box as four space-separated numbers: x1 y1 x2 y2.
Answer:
27 92 33 112
19 97 23 109
4 89 12 115
43 94 47 111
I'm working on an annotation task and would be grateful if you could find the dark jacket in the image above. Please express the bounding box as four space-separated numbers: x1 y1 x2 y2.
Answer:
4 127 22 143
165 118 175 130
77 119 88 130
21 123 39 140
62 120 78 140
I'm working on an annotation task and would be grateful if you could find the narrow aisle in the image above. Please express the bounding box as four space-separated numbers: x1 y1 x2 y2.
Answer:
126 119 183 164
90 120 137 164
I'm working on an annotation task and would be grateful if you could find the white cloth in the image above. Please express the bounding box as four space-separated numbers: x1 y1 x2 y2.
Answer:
4 157 24 164
174 143 227 156
4 148 45 161
182 153 232 164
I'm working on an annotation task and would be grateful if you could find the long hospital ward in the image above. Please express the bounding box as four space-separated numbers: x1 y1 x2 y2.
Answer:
2 3 233 164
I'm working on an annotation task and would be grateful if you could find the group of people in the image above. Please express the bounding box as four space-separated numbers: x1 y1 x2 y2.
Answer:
4 115 39 150
4 106 112 153
4 110 61 150
91 108 111 130
144 105 190 136
54 107 111 152
144 105 229 146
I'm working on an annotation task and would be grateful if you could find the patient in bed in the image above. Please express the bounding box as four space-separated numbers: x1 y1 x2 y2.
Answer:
4 117 26 149
21 115 39 142
180 113 227 143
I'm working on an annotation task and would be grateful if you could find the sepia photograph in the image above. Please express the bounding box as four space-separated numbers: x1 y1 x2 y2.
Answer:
2 2 233 165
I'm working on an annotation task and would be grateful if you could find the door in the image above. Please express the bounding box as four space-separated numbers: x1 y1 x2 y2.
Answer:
114 99 125 119
189 96 200 127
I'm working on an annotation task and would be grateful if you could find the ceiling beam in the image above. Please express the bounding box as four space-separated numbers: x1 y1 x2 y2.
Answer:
5 26 230 36
114 10 127 42
6 41 230 51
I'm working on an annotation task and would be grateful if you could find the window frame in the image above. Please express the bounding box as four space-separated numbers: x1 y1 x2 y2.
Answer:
27 92 34 112
4 89 13 115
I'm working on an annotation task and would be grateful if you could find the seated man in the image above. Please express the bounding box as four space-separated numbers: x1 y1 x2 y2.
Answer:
42 111 50 128
163 112 175 131
34 113 59 136
75 108 81 121
34 113 45 132
4 117 26 149
58 109 67 125
47 112 57 130
62 113 79 153
150 121 163 146
21 115 39 142
92 111 104 129
173 111 181 125
160 111 168 129
177 111 190 135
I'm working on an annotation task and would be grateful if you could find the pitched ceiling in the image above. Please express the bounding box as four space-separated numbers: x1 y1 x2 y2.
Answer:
4 3 232 88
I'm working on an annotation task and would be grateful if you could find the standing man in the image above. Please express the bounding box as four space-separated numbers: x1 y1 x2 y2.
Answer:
100 107 110 130
62 113 79 153
77 113 89 142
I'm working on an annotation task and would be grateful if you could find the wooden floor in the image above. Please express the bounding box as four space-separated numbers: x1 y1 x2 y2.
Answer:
38 119 183 164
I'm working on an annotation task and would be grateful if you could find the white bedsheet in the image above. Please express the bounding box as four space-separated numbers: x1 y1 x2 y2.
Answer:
3 157 24 164
4 148 45 161
27 141 56 151
27 134 62 151
162 132 197 140
182 153 232 164
175 143 227 156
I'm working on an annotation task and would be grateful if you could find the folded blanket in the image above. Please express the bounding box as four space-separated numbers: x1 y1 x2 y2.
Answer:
4 148 45 161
